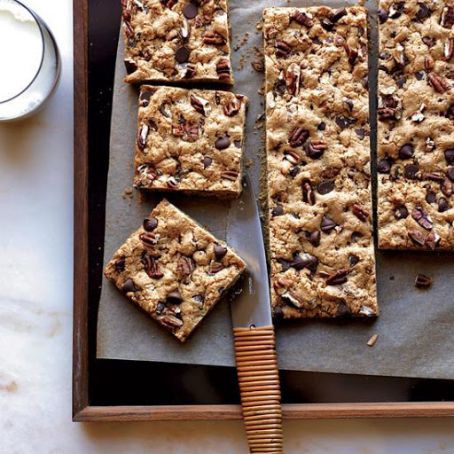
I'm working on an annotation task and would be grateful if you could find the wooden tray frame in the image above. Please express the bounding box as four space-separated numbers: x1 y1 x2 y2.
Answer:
72 0 454 421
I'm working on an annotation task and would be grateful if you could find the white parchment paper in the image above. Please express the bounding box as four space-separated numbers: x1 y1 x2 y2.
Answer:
97 0 454 379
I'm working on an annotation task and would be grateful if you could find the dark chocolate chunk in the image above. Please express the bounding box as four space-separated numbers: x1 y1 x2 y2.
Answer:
308 230 321 247
325 269 349 285
317 122 326 131
215 136 231 150
425 191 437 204
122 278 137 293
398 143 414 160
124 59 137 74
348 255 360 266
377 158 392 174
272 205 284 217
408 230 425 246
438 197 449 212
416 3 431 21
404 163 419 180
378 8 389 23
214 244 227 261
175 46 190 63
234 140 242 149
167 290 183 304
203 156 213 169
335 116 355 129
182 2 198 19
143 217 158 231
445 149 454 165
114 257 126 273
292 253 318 273
317 180 335 195
394 205 409 219
320 215 336 232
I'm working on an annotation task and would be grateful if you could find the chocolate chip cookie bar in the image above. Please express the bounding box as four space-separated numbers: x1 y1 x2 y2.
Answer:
121 0 234 84
134 86 247 197
263 7 378 319
104 199 246 341
377 0 454 250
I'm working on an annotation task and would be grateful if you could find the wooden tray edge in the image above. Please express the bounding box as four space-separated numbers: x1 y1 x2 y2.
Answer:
72 0 454 422
73 403 454 422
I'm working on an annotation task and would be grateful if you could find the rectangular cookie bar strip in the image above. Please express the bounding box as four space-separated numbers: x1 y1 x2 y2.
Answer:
121 0 234 84
134 85 247 198
377 0 454 250
263 6 378 319
104 199 246 342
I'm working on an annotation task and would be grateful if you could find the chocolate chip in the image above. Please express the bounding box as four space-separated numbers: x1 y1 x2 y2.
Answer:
167 290 183 304
317 122 326 131
394 205 409 219
143 217 158 231
317 180 335 195
234 140 242 148
445 149 454 165
214 244 227 260
215 136 231 150
404 163 419 180
325 269 349 286
447 168 454 181
438 197 449 212
377 158 392 174
203 156 212 169
399 143 414 159
355 128 366 139
321 215 336 232
378 9 389 23
122 279 137 293
416 3 431 21
348 255 360 266
335 116 355 129
272 205 284 217
278 258 292 272
182 2 198 19
415 273 432 289
425 191 437 204
292 253 318 272
175 46 190 63
140 90 154 106
114 257 126 273
308 230 321 247
441 6 454 28
124 59 137 74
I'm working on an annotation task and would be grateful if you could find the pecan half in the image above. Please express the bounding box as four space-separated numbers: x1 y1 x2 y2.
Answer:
203 31 226 45
288 127 309 147
428 73 450 93
302 180 315 205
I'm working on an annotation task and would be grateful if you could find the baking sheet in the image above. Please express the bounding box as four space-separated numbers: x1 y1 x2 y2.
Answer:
97 0 454 379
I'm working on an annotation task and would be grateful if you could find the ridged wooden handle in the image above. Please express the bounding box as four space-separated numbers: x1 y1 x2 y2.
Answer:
233 325 283 453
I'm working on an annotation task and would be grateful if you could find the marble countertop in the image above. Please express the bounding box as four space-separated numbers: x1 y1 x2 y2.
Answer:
1 1 454 452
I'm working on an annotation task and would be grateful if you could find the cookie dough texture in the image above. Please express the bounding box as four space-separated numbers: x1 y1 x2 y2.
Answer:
104 200 246 341
134 86 247 197
121 0 234 84
377 0 454 250
263 7 378 319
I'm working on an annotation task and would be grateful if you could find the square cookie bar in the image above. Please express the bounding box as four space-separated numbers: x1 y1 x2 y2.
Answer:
104 199 246 341
264 7 378 319
133 86 247 197
122 0 234 84
377 0 454 250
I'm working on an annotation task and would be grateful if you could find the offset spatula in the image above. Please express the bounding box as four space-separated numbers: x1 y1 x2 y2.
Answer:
227 175 283 453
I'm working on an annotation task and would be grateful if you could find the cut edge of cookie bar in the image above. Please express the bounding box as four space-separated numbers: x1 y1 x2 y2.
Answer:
263 6 379 320
104 199 246 342
121 0 234 85
376 0 454 251
133 85 248 198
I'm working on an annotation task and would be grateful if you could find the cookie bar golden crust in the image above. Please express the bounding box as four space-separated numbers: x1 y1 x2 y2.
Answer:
134 86 247 197
263 7 378 319
104 200 246 341
121 0 234 84
377 0 454 250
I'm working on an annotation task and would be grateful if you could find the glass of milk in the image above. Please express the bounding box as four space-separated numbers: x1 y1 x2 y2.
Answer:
0 0 60 121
